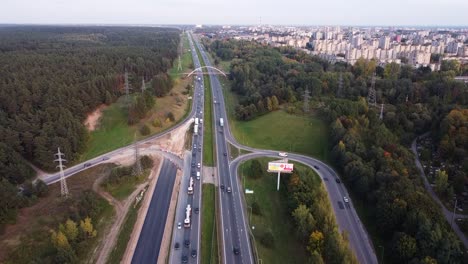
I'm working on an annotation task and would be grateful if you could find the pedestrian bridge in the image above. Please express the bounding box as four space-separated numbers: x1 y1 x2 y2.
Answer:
185 66 228 78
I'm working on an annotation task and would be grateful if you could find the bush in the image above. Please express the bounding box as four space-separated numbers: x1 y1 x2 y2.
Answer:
251 200 262 215
140 156 154 170
166 112 175 122
139 124 150 136
259 229 275 248
152 118 162 127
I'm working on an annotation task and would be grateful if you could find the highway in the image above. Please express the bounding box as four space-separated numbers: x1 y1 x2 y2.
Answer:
192 34 378 264
169 31 205 264
131 159 177 264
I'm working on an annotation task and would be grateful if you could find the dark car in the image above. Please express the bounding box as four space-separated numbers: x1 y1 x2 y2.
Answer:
194 207 199 214
198 148 201 152
223 152 227 156
313 165 319 170
182 255 188 263
192 171 195 176
220 184 225 190
84 163 91 168
335 178 341 183
191 249 197 258
191 162 195 168
233 247 240 255
184 239 190 248
175 242 180 249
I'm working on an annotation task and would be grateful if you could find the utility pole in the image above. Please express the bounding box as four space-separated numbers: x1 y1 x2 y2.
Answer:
54 147 69 197
303 88 310 113
379 103 384 120
178 55 182 72
367 72 377 107
141 77 146 93
133 138 142 176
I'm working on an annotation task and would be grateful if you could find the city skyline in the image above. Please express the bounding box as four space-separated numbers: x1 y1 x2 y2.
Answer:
1 0 468 26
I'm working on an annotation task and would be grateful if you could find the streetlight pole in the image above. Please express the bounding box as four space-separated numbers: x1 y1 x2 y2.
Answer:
248 206 252 223
378 245 384 264
451 197 458 227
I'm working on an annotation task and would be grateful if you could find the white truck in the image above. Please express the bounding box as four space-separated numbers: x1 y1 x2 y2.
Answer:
194 124 199 135
279 152 288 157
220 118 224 127
195 118 199 125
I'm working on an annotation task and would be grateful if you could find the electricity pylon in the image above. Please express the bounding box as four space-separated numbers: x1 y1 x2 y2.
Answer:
54 148 69 197
367 73 377 107
379 103 384 120
124 69 132 105
141 77 146 93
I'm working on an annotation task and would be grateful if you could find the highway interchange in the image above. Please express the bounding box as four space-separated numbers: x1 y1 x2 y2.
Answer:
41 30 378 264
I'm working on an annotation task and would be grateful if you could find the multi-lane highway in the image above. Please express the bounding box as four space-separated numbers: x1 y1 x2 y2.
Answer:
131 159 177 263
192 34 378 264
169 32 205 264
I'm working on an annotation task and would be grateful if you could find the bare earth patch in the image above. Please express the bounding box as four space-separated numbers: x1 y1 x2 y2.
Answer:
84 104 107 131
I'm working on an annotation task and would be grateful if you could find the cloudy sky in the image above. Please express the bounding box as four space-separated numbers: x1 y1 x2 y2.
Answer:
1 0 467 26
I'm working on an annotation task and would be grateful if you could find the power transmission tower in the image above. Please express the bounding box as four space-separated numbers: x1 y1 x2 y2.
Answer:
367 73 377 107
54 147 69 197
177 55 182 72
141 77 146 93
133 140 142 176
379 103 384 120
303 88 310 113
337 72 344 98
124 69 133 106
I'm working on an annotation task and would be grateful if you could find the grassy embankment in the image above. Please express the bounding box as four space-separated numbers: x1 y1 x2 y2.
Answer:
81 33 194 161
106 196 143 264
239 158 310 263
201 184 219 264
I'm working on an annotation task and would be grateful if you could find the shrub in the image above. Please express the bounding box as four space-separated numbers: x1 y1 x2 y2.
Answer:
139 124 150 136
152 118 162 127
259 229 275 248
166 112 175 122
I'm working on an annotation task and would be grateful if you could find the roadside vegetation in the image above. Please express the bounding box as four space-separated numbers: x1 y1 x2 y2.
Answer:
203 37 467 263
240 158 357 263
2 166 114 264
201 184 218 264
101 156 154 200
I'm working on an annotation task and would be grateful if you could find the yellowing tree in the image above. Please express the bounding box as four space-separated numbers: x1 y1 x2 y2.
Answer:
80 217 97 238
64 219 78 242
308 230 324 254
51 230 71 250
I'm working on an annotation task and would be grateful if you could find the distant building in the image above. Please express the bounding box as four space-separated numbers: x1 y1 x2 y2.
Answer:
379 36 390 50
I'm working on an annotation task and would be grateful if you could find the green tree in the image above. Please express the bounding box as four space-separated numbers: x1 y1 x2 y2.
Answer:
271 95 279 110
266 97 273 111
308 230 324 254
63 219 79 242
292 204 316 240
309 251 324 264
384 62 401 80
249 160 263 179
0 179 19 225
392 232 417 262
435 170 449 195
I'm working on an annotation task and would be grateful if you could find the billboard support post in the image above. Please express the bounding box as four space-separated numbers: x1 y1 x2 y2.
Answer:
277 171 281 191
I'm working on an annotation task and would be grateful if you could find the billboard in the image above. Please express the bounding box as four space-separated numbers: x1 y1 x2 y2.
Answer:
268 162 294 173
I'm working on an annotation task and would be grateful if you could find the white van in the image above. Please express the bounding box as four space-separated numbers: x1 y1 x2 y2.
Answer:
196 171 201 180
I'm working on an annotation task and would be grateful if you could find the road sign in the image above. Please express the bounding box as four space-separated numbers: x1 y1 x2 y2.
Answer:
267 162 293 173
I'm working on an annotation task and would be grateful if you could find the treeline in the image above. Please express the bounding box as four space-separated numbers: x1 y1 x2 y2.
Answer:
322 99 463 263
204 37 468 263
0 26 179 183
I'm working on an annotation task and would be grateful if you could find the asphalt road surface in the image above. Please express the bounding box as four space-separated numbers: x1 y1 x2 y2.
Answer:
131 159 177 264
193 34 378 264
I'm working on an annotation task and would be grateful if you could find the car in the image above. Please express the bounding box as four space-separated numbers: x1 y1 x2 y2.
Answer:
84 163 91 168
194 207 199 214
335 178 341 183
197 163 201 168
191 249 197 258
227 187 232 193
233 247 240 255
198 148 201 152
182 255 188 263
313 165 319 170
194 144 197 149
191 163 195 168
177 222 182 229
175 242 180 249
220 184 225 190
223 152 227 156
343 197 349 203
184 239 190 248
102 157 110 161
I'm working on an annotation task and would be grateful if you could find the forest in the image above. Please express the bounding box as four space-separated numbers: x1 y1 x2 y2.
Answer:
0 26 180 227
205 38 468 263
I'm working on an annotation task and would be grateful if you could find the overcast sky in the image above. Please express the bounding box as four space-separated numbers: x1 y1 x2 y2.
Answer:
1 0 467 26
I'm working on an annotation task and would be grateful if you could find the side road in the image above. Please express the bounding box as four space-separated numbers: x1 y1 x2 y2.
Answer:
411 134 468 248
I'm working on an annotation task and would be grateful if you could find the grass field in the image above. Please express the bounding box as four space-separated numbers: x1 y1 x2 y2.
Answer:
103 170 149 201
240 158 309 264
107 197 142 264
201 184 218 264
230 110 329 160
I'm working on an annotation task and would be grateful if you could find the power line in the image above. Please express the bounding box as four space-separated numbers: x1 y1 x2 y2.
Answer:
141 77 146 93
54 147 69 197
124 69 131 105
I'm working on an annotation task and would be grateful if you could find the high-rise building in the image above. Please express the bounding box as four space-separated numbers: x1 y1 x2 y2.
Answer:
379 36 390 49
352 35 362 48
